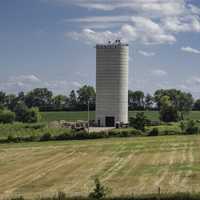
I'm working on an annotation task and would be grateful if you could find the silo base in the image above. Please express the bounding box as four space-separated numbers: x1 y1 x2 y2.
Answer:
96 116 115 127
96 116 128 127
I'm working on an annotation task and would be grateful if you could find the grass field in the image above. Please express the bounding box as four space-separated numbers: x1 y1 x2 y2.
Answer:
41 111 200 122
1 135 200 199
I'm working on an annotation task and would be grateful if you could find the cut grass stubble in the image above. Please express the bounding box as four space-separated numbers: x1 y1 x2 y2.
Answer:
0 135 200 199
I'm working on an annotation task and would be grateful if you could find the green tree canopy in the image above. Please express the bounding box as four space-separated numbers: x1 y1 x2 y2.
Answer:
128 90 145 110
25 88 53 110
159 95 179 122
77 85 96 110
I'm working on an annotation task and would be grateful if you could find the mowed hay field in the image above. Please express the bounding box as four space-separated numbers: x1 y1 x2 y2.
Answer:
41 111 200 122
1 135 200 198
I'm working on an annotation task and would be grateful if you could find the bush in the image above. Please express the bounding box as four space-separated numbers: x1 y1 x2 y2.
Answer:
25 107 41 123
185 120 199 135
24 123 46 129
14 103 41 123
10 197 25 200
7 135 21 143
160 106 178 122
54 132 72 140
0 110 15 123
89 178 109 200
148 128 159 136
129 112 148 131
40 133 52 141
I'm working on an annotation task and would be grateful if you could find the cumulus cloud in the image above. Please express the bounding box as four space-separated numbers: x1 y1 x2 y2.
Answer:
0 74 84 95
162 16 200 33
66 29 122 44
138 50 156 57
56 0 188 17
178 76 200 98
0 75 41 94
9 75 41 83
66 17 176 45
181 46 200 54
63 0 200 45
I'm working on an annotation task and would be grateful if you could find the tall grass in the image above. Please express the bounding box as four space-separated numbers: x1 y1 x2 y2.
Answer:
9 192 200 200
0 123 71 139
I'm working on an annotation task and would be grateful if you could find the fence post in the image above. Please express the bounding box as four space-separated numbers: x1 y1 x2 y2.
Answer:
158 186 161 200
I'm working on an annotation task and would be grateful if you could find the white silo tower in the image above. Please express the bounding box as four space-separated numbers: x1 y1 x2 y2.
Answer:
96 40 129 127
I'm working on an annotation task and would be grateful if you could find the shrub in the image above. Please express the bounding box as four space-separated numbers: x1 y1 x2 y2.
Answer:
180 121 186 133
74 131 90 140
130 129 143 136
0 110 15 123
89 178 109 200
129 112 148 131
25 107 41 123
40 133 52 141
185 120 199 135
54 132 72 140
148 128 159 136
119 131 129 137
24 123 46 129
7 135 22 143
10 197 25 200
14 103 41 123
160 106 178 122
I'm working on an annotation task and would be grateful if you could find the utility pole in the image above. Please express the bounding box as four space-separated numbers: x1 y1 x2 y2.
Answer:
87 99 90 133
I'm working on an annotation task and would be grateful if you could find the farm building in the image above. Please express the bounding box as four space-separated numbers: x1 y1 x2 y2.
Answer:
96 40 129 127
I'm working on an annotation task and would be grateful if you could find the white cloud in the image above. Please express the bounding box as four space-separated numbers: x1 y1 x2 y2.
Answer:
152 69 168 77
0 75 85 95
66 29 122 44
72 81 82 87
162 16 200 33
189 4 200 15
58 0 188 17
66 17 176 45
181 46 200 54
63 0 200 45
178 76 200 98
9 75 41 83
66 16 131 23
0 75 41 94
138 50 156 57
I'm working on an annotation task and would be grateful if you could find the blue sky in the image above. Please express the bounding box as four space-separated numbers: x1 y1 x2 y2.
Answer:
0 0 200 97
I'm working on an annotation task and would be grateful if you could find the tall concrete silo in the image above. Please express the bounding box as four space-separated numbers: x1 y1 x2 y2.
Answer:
96 40 129 127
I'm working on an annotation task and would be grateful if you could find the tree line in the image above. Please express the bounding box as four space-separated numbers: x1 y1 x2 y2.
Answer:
1 86 200 114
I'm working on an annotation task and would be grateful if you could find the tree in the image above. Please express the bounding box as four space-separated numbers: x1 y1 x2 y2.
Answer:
145 94 154 110
159 95 178 122
176 92 193 120
0 110 15 124
14 103 41 123
17 91 25 103
77 85 96 110
14 103 29 122
0 91 6 107
5 94 17 111
129 112 148 131
53 95 68 110
69 90 77 111
154 89 193 120
128 90 145 110
193 99 200 110
25 88 53 111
